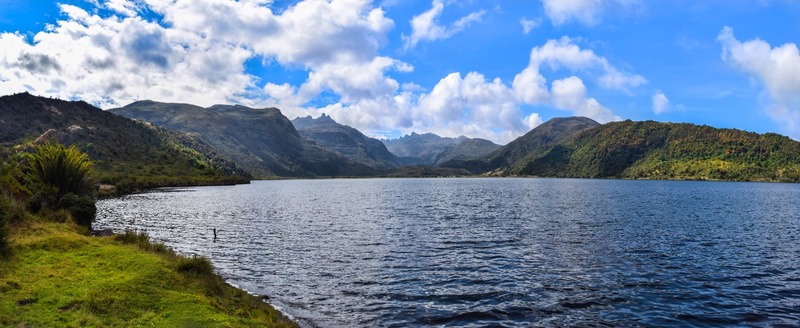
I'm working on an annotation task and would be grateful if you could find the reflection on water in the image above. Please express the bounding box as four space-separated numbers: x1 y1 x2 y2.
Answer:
96 178 800 327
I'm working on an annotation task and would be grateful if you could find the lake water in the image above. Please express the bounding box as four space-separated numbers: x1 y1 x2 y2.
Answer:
95 178 800 327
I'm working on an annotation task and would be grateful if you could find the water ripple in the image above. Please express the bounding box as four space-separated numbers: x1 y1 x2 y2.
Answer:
96 178 800 327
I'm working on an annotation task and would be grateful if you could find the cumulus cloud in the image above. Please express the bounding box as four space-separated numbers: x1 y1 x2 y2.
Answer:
105 0 141 17
413 72 530 141
652 90 669 114
718 26 800 137
551 76 620 122
510 36 640 122
0 3 256 107
541 0 639 26
0 0 396 108
523 36 646 91
0 0 643 144
402 0 485 50
150 0 393 68
321 36 637 143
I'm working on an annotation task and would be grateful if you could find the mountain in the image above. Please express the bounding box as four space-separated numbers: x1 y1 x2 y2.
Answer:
504 120 800 182
292 114 399 170
382 133 500 166
111 101 374 178
486 117 600 168
438 117 599 173
0 92 248 192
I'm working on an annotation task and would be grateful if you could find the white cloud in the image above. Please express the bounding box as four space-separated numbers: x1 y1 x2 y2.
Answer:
599 66 647 90
150 0 394 68
0 4 256 107
0 0 643 145
524 36 646 91
402 0 485 50
313 71 534 144
512 66 549 104
541 0 640 26
542 0 603 26
413 72 529 142
718 26 800 137
326 37 636 143
0 0 399 108
106 0 140 16
509 36 641 124
652 90 669 114
520 17 542 34
551 76 620 122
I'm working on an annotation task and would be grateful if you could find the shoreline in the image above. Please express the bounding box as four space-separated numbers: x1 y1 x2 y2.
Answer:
0 218 297 327
95 226 302 327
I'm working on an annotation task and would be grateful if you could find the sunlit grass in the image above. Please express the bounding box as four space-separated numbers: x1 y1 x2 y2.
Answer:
0 219 295 327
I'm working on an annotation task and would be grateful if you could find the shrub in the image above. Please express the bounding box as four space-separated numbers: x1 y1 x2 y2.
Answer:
27 143 93 200
58 193 96 227
176 255 214 276
115 229 151 248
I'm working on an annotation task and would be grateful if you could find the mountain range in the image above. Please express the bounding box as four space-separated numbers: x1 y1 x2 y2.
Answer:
0 93 247 193
3 93 800 187
292 114 399 170
111 101 374 178
382 133 500 166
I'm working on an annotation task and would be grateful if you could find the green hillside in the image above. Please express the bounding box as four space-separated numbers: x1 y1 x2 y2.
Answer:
507 120 800 182
0 93 249 194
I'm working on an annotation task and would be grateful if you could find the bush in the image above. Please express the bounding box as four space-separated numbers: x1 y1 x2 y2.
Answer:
58 193 97 227
27 143 93 200
176 255 214 276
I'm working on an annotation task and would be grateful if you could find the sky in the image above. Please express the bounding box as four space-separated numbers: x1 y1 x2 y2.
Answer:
1 0 799 144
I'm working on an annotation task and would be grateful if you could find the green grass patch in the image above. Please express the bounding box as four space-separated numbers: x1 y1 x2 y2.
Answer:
0 220 296 327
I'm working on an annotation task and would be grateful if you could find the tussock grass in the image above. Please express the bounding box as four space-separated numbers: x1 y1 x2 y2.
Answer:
177 255 215 276
0 220 296 327
26 143 93 200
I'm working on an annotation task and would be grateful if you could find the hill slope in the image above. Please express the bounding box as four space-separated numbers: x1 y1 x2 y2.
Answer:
382 133 500 166
112 101 374 178
292 114 399 170
487 117 600 168
439 117 599 173
506 120 800 182
0 93 247 191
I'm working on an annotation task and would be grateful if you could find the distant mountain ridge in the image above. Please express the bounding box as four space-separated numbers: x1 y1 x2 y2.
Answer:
112 101 374 178
382 133 500 166
292 114 399 170
5 93 799 184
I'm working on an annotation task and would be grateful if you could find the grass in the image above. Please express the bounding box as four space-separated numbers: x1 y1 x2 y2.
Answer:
0 219 296 327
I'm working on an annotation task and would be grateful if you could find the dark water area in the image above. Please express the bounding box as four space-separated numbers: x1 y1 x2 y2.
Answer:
96 178 800 327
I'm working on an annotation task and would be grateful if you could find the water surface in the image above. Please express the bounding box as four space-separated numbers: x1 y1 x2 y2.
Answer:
96 178 800 327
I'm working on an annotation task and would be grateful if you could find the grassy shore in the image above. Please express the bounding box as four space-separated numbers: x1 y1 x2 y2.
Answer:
0 213 296 327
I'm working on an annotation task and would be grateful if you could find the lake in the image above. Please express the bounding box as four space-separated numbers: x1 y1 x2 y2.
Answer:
95 178 800 327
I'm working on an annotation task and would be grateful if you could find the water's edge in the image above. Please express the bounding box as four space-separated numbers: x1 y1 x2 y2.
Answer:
96 178 800 327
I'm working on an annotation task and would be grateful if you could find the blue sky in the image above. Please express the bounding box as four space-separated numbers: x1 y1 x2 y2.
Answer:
1 0 799 144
